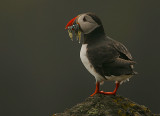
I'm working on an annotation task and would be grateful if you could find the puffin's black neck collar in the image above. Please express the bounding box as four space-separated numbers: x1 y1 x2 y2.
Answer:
83 26 106 44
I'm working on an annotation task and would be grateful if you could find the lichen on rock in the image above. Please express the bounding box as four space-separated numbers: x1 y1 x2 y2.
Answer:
55 94 160 116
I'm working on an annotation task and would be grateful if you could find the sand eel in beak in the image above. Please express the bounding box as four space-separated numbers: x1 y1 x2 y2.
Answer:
65 12 137 96
65 16 81 43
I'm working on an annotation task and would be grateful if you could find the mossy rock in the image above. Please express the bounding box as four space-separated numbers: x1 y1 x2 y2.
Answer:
55 94 160 116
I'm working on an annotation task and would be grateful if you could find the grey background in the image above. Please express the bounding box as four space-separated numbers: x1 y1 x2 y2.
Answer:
0 0 160 116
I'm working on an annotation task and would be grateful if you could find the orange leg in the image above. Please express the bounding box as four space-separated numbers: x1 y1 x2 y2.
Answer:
90 82 100 96
90 82 120 96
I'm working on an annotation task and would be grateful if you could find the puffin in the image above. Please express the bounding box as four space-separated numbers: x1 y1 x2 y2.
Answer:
65 12 136 96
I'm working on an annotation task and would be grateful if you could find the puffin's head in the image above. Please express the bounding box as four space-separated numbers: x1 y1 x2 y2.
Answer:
65 12 103 42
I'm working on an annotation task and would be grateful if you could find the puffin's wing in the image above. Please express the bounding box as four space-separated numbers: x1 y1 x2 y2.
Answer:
87 37 136 77
107 36 133 60
100 37 136 76
111 58 135 67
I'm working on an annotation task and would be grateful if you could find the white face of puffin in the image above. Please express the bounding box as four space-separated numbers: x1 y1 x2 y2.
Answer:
65 13 100 43
77 14 100 34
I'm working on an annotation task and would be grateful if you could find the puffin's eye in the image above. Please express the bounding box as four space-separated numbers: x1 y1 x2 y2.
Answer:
83 17 87 22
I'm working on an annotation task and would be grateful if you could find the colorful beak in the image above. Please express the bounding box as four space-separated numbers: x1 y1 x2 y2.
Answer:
65 16 78 29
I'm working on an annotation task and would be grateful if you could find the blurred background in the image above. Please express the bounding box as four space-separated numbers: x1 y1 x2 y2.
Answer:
0 0 160 116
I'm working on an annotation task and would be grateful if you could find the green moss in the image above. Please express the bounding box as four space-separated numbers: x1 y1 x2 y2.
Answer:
87 108 99 115
118 109 122 115
55 94 157 116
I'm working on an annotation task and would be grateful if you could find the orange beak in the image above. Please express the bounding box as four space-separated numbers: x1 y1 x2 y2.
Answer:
65 16 78 29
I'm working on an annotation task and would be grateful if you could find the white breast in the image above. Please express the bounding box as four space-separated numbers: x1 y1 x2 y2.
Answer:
80 44 105 82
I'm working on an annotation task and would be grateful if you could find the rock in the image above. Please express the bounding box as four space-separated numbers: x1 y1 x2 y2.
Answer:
54 94 160 116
